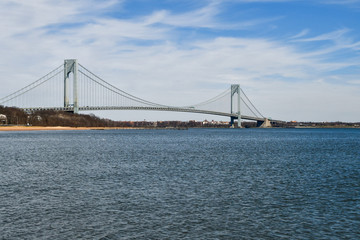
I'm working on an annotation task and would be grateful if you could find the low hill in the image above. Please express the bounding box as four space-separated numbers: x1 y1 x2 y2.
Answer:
0 106 115 127
0 106 221 128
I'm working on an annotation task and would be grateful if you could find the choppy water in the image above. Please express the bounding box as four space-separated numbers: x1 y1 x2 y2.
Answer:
0 128 359 239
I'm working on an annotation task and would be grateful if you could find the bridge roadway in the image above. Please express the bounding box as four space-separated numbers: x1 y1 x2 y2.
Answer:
22 106 266 122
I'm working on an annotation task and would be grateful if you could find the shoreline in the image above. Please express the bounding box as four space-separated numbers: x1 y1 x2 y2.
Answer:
1 125 359 132
0 126 138 131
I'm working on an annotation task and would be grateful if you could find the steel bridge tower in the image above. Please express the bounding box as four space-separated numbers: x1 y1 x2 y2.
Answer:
64 59 79 113
230 84 241 128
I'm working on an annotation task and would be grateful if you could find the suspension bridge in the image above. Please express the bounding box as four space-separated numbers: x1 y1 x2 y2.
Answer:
0 59 276 127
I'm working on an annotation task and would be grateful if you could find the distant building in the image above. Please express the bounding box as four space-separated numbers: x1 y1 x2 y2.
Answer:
34 115 42 121
0 114 7 125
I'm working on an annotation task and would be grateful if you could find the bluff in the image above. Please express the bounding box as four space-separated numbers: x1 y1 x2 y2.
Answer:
0 106 112 127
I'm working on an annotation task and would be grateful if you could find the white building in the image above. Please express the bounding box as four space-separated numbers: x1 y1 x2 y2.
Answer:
0 114 7 125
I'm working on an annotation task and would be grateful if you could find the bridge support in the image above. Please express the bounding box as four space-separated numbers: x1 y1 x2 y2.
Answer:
230 116 235 127
231 84 241 128
64 59 79 113
256 118 272 128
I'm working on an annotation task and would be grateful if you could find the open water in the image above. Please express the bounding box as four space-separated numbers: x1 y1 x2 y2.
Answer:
0 128 359 239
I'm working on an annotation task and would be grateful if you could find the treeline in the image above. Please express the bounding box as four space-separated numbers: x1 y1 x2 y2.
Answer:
0 106 230 128
281 121 360 128
0 106 28 125
31 110 110 127
0 106 114 127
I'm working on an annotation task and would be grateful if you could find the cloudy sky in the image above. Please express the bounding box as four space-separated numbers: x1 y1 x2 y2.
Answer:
0 0 359 122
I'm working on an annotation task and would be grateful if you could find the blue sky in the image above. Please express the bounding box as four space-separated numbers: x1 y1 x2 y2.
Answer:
0 0 359 121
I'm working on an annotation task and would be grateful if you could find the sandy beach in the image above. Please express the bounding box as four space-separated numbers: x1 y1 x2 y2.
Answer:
0 126 128 131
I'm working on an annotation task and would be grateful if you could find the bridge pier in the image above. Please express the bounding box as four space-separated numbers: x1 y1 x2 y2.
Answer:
256 118 272 128
230 116 236 128
230 116 244 128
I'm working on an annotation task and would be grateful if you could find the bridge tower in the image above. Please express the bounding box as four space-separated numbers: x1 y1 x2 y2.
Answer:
230 84 241 128
64 59 79 113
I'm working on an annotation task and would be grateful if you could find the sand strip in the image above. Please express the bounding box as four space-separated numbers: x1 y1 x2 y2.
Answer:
0 126 131 131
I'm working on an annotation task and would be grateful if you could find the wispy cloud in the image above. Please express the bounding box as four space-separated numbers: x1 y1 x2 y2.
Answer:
293 29 350 42
229 0 360 4
223 0 291 2
144 1 221 28
0 0 121 34
320 0 360 5
290 28 360 62
290 29 310 39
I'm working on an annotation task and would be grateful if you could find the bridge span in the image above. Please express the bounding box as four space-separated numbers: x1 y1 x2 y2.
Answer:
1 59 280 127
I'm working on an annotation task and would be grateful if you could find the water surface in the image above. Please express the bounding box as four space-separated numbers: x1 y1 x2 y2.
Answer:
0 128 359 239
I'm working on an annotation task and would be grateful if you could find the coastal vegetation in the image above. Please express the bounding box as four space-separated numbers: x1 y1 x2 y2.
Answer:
0 106 228 128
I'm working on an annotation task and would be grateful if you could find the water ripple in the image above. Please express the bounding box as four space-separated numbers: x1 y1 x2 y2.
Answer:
0 129 359 239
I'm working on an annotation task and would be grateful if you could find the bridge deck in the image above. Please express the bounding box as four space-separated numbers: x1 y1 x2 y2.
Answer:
22 106 266 122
